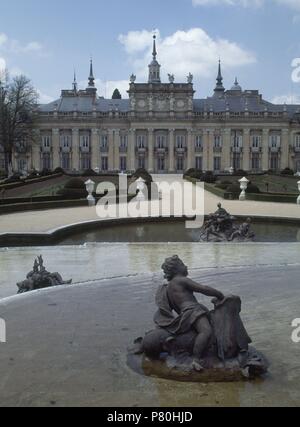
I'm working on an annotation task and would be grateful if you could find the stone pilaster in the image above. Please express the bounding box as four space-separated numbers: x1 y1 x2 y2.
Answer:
51 129 60 169
31 130 41 170
129 128 136 171
108 129 114 171
262 129 270 171
114 129 120 171
148 128 154 173
72 128 80 171
187 128 194 170
208 130 214 171
91 128 99 170
203 129 210 172
169 129 175 172
281 129 289 169
243 129 251 171
222 128 231 171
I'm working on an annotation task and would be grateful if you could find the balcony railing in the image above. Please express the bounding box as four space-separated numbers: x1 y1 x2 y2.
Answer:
136 147 148 154
213 147 222 153
231 147 243 153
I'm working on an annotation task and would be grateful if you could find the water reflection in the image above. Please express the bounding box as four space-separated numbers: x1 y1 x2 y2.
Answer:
57 221 300 245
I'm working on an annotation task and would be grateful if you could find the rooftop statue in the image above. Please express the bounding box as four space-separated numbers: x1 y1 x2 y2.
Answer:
187 73 193 84
199 203 255 242
129 256 268 382
130 74 136 83
168 74 175 83
17 256 72 294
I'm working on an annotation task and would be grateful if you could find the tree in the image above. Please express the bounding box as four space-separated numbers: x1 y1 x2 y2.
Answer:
112 88 122 99
0 72 38 175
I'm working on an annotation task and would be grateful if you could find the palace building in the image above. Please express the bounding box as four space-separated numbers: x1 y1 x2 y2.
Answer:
6 36 300 174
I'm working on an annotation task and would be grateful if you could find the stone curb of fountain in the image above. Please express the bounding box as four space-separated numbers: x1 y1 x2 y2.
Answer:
1 214 300 247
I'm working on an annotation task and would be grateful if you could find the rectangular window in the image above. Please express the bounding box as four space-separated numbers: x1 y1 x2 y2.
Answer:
101 157 108 171
214 135 222 148
176 157 184 171
195 157 203 170
101 135 108 148
295 135 300 148
137 135 146 148
42 136 51 148
232 134 243 148
251 135 261 148
138 157 146 169
120 135 128 148
233 154 241 170
157 157 165 171
195 136 202 148
120 157 127 171
42 153 51 170
214 157 221 171
270 154 279 170
61 135 71 148
61 153 70 170
156 136 166 149
81 154 91 170
80 135 90 149
252 154 260 170
18 158 27 172
176 135 185 149
269 135 281 148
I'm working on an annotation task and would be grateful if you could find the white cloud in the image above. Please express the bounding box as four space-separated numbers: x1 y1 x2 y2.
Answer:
0 33 47 56
0 33 8 46
192 0 300 10
37 90 55 104
118 28 256 82
0 57 6 71
272 94 300 104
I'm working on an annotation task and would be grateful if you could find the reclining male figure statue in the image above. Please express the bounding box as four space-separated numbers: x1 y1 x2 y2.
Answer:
154 256 251 371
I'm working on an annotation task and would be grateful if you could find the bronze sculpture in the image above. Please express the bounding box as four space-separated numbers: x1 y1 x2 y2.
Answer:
200 204 255 242
129 256 268 382
17 256 72 294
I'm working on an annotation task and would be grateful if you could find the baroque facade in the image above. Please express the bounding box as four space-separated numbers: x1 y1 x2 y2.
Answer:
5 36 300 174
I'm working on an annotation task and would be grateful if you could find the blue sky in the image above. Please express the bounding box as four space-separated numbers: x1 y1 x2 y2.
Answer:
1 0 300 103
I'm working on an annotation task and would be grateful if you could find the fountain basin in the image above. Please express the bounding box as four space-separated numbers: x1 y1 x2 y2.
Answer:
0 265 300 407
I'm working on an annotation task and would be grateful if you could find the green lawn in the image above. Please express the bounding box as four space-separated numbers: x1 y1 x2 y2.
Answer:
14 175 134 198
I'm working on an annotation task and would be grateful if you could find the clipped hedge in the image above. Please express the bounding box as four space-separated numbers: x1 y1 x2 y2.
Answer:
246 193 298 204
58 178 87 199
